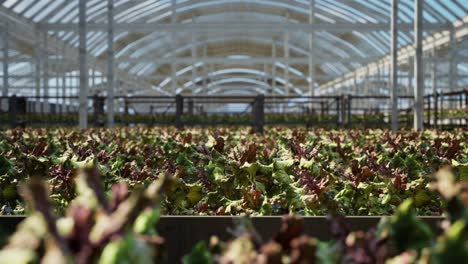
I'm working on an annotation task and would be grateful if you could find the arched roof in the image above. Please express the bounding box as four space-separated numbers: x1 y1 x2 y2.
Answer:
1 0 467 96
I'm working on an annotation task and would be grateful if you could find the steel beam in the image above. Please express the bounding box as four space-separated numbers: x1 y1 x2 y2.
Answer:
39 22 451 33
79 0 88 129
8 54 463 65
107 0 115 128
413 0 424 131
390 0 399 132
320 17 467 94
0 6 152 95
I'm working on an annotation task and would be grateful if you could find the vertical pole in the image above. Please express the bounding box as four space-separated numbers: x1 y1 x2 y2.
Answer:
272 41 276 94
284 18 290 96
413 0 423 131
34 29 41 113
2 21 9 112
336 96 341 126
62 71 67 114
9 95 16 128
202 44 208 94
365 67 369 110
171 0 177 94
191 33 196 93
308 0 315 97
390 0 399 132
42 30 49 113
188 99 194 116
175 94 183 129
448 29 457 109
347 95 352 127
431 51 437 127
79 0 88 129
253 94 264 133
263 63 269 93
107 0 115 128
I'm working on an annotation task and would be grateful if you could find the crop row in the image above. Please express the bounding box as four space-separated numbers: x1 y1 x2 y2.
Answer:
0 127 467 216
0 166 466 263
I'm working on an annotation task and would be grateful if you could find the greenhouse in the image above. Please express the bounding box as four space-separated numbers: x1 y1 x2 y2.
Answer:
0 0 467 263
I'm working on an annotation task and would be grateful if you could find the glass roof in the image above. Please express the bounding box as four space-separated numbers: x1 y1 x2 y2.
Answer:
1 0 467 95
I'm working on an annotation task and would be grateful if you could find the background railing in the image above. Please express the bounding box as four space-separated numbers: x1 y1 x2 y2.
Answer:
0 89 466 131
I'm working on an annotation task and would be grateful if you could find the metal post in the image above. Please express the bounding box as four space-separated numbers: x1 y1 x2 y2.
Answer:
347 95 352 127
431 49 437 127
42 30 49 113
284 23 290 96
107 0 115 128
2 21 9 112
191 32 196 92
320 101 325 121
34 29 41 113
448 29 457 109
272 41 276 94
336 96 342 126
93 94 99 126
308 0 315 98
171 62 177 92
413 0 423 130
175 94 183 129
202 44 208 93
407 58 412 96
391 0 399 132
253 94 264 133
170 0 178 95
9 95 16 128
188 99 194 115
79 0 88 129
62 71 66 114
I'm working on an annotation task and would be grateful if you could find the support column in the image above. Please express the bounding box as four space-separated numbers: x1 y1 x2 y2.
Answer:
202 44 208 93
431 48 437 127
272 41 276 94
308 0 315 97
107 0 115 128
448 29 457 109
62 71 67 114
365 67 369 110
253 94 264 133
170 0 177 94
79 0 88 129
175 94 183 129
263 63 269 93
2 21 9 112
413 0 423 130
390 0 399 132
284 26 290 95
42 31 50 113
191 33 196 93
34 29 41 113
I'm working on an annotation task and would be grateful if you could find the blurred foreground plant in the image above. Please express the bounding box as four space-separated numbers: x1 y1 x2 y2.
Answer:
0 164 173 264
183 167 467 263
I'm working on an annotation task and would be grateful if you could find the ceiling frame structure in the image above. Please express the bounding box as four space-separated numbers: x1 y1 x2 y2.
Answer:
0 0 467 129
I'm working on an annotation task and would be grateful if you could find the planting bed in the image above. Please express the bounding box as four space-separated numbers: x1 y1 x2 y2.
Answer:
0 127 466 216
0 127 467 262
